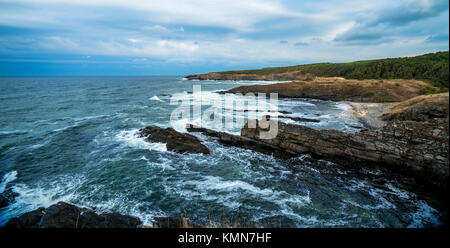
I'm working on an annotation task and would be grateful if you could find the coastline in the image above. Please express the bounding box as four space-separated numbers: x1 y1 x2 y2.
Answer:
1 77 448 228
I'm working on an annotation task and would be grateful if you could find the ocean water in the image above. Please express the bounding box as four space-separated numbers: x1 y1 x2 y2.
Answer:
0 76 445 227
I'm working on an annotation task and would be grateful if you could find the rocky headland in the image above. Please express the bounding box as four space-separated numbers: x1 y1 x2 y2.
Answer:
186 71 315 81
187 92 449 190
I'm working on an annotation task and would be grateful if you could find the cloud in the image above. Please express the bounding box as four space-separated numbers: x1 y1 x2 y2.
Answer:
0 0 448 75
334 0 449 44
157 40 199 52
294 42 308 46
426 34 449 42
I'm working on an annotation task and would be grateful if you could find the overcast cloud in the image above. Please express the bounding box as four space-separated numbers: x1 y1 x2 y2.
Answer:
0 0 448 76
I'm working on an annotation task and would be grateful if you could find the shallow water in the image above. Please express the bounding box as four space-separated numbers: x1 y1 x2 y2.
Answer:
0 77 445 227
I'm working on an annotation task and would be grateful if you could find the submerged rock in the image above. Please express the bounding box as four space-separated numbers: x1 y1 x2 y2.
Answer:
5 202 142 228
138 126 210 154
283 116 320 123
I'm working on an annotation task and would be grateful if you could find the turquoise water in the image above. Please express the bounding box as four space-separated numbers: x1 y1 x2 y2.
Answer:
0 77 444 227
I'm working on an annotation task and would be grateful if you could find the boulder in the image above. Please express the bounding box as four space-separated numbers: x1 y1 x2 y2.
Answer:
138 126 210 154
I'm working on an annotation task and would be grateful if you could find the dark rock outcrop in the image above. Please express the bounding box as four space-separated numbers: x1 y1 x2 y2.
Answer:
138 126 210 154
0 188 18 209
5 202 142 228
186 123 298 159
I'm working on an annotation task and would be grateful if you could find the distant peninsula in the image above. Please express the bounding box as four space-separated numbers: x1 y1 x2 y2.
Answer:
186 51 449 90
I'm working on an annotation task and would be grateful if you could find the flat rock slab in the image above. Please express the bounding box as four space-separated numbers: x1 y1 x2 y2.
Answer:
139 126 210 154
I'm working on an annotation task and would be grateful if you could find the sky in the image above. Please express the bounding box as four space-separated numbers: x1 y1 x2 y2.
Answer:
0 0 448 76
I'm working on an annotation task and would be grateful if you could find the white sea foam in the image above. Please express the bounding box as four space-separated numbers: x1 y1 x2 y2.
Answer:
201 176 274 195
335 103 351 111
407 200 442 227
115 129 167 152
0 174 85 226
149 95 164 102
0 171 18 193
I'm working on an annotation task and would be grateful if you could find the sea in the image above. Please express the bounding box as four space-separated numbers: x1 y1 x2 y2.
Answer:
0 76 445 227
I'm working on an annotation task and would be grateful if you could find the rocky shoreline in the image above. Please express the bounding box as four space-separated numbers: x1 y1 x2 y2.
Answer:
3 83 448 228
223 77 434 102
186 115 448 190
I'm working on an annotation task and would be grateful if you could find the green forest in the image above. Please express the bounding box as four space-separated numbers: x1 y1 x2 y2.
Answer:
218 51 449 89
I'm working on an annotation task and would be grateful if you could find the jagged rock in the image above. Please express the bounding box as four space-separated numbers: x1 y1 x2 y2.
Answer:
186 123 297 159
0 188 18 209
5 202 142 228
138 126 210 154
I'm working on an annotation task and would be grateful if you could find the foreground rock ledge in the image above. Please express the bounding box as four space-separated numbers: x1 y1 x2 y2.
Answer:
138 126 210 154
5 202 142 228
4 201 199 228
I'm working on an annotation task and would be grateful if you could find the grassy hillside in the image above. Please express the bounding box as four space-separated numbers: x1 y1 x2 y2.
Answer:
217 51 449 89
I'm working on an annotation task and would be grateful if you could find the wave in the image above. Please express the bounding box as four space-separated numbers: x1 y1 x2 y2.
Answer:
149 96 164 102
0 171 18 194
0 174 85 226
0 130 29 136
115 129 167 152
